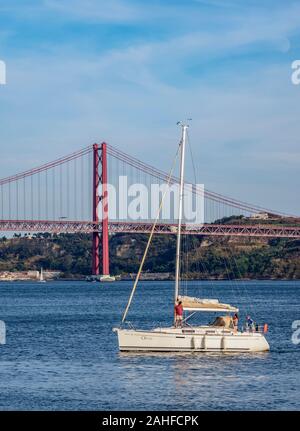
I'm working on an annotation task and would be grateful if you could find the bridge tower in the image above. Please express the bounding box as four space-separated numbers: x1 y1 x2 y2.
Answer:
92 142 110 279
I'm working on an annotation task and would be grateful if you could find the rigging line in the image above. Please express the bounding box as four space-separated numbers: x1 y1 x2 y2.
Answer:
219 243 241 306
220 238 254 318
187 131 214 299
184 235 188 296
107 145 292 217
185 237 190 296
110 146 268 214
223 248 247 315
186 130 203 298
193 237 215 298
187 130 197 186
108 150 264 214
225 243 256 318
121 144 180 324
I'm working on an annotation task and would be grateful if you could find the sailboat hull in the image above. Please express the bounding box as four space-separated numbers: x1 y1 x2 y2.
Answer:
114 327 270 353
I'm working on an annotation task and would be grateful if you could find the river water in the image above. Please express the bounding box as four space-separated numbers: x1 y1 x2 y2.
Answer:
0 280 299 410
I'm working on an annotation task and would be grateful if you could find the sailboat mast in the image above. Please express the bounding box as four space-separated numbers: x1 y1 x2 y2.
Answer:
174 123 188 305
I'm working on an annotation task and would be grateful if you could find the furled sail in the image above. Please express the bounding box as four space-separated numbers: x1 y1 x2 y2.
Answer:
178 295 239 313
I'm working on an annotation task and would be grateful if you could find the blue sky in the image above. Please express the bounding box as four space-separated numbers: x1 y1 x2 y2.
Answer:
0 0 300 214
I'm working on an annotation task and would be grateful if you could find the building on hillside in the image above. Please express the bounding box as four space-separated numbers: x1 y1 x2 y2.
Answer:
250 212 281 221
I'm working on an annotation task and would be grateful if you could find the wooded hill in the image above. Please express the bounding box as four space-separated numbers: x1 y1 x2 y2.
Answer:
0 226 299 279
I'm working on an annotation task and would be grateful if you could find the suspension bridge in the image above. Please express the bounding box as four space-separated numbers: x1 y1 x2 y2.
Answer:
0 142 299 278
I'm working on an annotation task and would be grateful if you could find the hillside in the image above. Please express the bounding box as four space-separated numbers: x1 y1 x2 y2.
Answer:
0 229 299 280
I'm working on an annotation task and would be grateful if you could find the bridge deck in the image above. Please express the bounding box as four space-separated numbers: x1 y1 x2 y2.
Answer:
0 220 299 238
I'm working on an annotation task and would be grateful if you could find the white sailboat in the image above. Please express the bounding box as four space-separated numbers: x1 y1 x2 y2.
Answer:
114 123 270 353
39 267 46 283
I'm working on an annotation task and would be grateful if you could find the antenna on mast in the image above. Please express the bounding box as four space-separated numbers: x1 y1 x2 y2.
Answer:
177 119 192 126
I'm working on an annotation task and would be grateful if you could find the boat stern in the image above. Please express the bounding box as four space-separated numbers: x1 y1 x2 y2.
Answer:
255 334 270 352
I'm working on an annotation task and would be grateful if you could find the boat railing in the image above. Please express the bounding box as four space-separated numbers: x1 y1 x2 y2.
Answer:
241 324 268 334
124 321 135 330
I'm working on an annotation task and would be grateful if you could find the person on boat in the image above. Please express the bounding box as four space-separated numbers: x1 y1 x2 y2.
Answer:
233 313 239 332
175 300 183 328
246 315 254 332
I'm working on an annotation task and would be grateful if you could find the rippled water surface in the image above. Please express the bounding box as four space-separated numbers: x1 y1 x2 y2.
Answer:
0 280 299 410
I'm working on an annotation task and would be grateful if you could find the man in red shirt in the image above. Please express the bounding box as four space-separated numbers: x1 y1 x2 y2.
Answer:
174 300 183 328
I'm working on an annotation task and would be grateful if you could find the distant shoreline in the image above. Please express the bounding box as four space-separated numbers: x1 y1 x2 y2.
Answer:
0 277 299 282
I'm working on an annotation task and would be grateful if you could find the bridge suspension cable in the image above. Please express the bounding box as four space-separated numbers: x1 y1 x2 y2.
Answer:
0 142 297 226
106 144 293 218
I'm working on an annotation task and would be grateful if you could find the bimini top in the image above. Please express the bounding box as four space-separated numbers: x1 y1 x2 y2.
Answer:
178 295 239 313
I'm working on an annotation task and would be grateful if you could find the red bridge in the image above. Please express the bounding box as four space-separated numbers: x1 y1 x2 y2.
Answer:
0 143 298 277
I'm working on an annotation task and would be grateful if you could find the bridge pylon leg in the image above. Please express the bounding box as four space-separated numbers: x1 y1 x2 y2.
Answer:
92 144 101 276
101 142 110 278
92 142 113 281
